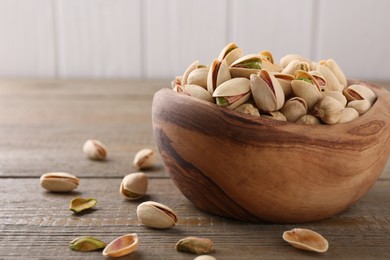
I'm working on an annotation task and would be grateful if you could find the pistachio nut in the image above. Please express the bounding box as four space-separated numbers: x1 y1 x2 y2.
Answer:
347 99 371 115
102 233 139 257
343 84 376 105
259 50 283 72
40 172 79 192
212 78 251 109
184 84 214 102
273 73 294 97
280 54 311 69
261 111 287 121
322 90 347 107
83 139 107 161
309 71 327 89
316 64 344 92
187 68 209 89
320 59 347 88
133 148 155 170
229 54 263 78
181 60 199 87
291 70 322 110
234 103 260 117
175 237 214 255
280 97 308 122
281 60 310 76
194 256 217 260
207 59 231 94
120 172 148 200
296 114 321 124
338 107 359 123
69 197 97 213
250 70 285 112
218 42 243 66
283 228 329 253
69 236 106 252
136 201 178 229
314 96 344 124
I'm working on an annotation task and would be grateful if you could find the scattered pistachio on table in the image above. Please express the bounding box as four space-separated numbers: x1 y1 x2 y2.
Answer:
282 228 329 253
120 172 148 200
83 139 107 160
102 233 139 257
69 236 106 252
136 201 178 229
133 148 156 170
69 197 97 213
172 42 378 124
194 255 217 260
40 172 79 192
175 237 214 255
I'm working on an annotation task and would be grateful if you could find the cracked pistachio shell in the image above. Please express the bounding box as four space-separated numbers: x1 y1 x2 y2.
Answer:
137 201 178 229
229 54 263 78
184 84 214 102
296 114 321 125
212 78 251 109
69 197 97 213
175 237 214 255
320 59 347 88
280 54 311 69
291 70 322 110
234 103 260 117
194 255 217 260
218 42 243 66
338 107 359 123
281 60 310 76
187 68 209 89
322 90 347 107
83 139 107 160
283 228 329 253
314 96 344 124
40 172 79 192
309 71 327 88
102 233 139 257
133 148 155 170
69 236 106 252
273 73 294 97
316 64 344 92
120 172 148 200
347 99 371 115
259 50 282 72
181 60 199 87
280 97 308 122
250 70 285 112
207 59 231 94
343 84 377 105
261 111 287 121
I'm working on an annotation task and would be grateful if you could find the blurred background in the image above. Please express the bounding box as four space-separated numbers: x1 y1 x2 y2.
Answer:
0 0 388 80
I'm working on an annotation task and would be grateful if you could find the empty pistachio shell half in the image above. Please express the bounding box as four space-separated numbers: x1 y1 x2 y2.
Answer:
184 84 214 102
102 233 139 257
175 237 214 255
83 139 107 160
120 172 148 200
69 197 97 213
40 172 79 192
283 228 329 253
69 236 106 252
137 201 178 229
320 59 347 88
187 68 209 89
218 42 243 66
181 60 199 87
133 148 156 170
194 255 217 260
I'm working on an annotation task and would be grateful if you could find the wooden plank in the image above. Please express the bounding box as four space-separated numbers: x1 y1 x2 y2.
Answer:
144 0 227 78
316 0 390 80
0 0 55 77
0 178 389 259
55 0 142 78
231 0 314 62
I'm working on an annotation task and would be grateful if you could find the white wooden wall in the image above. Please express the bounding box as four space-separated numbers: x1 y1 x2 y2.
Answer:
0 0 389 80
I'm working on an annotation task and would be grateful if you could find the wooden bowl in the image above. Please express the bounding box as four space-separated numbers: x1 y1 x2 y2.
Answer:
152 81 390 223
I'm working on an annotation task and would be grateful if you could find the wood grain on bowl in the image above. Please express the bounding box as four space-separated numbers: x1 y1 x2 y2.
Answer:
152 81 390 223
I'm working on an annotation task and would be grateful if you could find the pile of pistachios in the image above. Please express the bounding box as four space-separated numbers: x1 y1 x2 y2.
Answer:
172 42 377 124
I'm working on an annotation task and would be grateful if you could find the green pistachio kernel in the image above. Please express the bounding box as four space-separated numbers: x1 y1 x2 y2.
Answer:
237 60 262 69
216 97 229 107
296 77 313 84
69 236 106 252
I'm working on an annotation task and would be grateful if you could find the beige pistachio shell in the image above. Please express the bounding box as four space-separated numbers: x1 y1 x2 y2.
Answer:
280 97 308 122
320 59 347 88
229 54 262 78
250 70 285 112
83 139 107 160
226 93 251 109
194 255 217 260
171 76 181 89
261 111 287 121
185 84 214 102
102 233 139 257
173 84 184 93
212 78 250 97
322 90 347 107
338 107 359 123
120 172 148 200
296 114 321 124
343 84 377 105
234 103 261 117
261 60 283 72
315 96 344 124
283 228 329 253
133 148 155 170
259 50 274 63
218 42 243 66
273 73 294 97
181 60 199 87
291 71 322 110
40 172 79 192
137 201 178 229
309 71 327 88
347 99 371 115
281 60 309 75
207 59 231 94
69 197 97 213
187 68 209 89
280 54 311 69
316 64 343 92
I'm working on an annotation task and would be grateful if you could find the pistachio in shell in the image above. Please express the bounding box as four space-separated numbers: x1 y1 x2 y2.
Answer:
280 97 308 122
338 107 359 123
184 84 214 102
175 236 214 255
102 233 139 257
316 64 344 92
136 201 178 229
343 84 377 105
283 228 329 253
291 70 322 110
69 236 106 252
70 197 97 213
218 42 243 66
133 148 156 170
296 114 321 125
347 99 371 115
83 139 107 161
234 103 260 117
212 78 251 109
187 68 209 89
207 59 231 94
120 172 148 200
320 59 347 88
314 96 344 124
40 172 79 192
229 54 263 78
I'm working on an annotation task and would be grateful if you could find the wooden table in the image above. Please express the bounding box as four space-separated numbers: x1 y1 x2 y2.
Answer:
0 79 389 259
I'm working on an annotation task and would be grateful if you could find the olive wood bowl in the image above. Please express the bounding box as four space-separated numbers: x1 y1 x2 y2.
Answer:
152 81 390 223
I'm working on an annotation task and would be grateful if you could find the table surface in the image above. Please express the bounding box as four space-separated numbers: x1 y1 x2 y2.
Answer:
0 79 389 259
